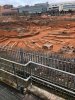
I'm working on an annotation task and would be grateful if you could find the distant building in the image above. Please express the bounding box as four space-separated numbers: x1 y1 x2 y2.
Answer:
3 5 13 9
18 2 49 15
2 8 18 16
62 3 75 11
1 2 75 16
48 4 59 15
0 5 18 16
47 2 75 13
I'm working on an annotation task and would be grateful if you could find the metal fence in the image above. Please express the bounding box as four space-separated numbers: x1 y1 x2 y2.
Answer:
0 57 75 96
0 47 75 73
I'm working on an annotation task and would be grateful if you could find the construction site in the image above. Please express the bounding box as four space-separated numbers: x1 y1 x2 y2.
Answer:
0 13 75 100
0 15 75 57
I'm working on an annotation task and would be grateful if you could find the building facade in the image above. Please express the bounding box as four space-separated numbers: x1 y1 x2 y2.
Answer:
0 5 18 16
3 5 13 9
18 2 49 14
1 8 18 16
48 4 59 15
1 2 75 16
62 3 75 11
48 2 75 12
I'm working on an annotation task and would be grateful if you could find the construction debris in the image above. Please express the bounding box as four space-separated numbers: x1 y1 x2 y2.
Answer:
42 43 53 50
60 45 75 54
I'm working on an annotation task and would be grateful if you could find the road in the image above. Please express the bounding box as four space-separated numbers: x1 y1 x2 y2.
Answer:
0 82 42 100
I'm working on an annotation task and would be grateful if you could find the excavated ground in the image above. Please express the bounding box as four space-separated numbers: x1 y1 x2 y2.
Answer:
0 15 75 57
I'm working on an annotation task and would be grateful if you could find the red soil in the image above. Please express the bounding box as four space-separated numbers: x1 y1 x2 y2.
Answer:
0 15 75 57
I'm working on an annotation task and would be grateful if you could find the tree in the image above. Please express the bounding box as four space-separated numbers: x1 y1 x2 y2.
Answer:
68 9 73 14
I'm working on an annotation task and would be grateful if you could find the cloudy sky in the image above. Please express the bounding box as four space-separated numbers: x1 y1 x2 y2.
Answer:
0 0 75 6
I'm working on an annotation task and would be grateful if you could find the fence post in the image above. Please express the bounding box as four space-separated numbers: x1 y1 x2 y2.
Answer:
20 48 24 64
12 63 18 89
30 63 32 87
12 63 16 74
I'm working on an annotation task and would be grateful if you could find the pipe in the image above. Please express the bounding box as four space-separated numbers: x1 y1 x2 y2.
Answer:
0 69 31 82
0 68 75 96
0 57 75 76
32 76 75 95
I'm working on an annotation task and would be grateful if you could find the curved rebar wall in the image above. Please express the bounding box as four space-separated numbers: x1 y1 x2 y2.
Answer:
0 47 75 73
0 56 75 97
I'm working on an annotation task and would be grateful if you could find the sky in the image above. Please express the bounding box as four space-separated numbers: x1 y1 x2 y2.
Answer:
0 0 75 7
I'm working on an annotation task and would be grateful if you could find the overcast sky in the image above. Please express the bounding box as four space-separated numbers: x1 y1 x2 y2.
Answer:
0 0 75 7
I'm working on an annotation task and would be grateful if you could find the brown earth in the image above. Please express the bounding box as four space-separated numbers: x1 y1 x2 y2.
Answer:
0 15 75 57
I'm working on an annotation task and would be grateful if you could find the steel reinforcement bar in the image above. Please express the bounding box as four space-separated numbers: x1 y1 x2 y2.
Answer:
0 48 75 74
0 57 75 97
